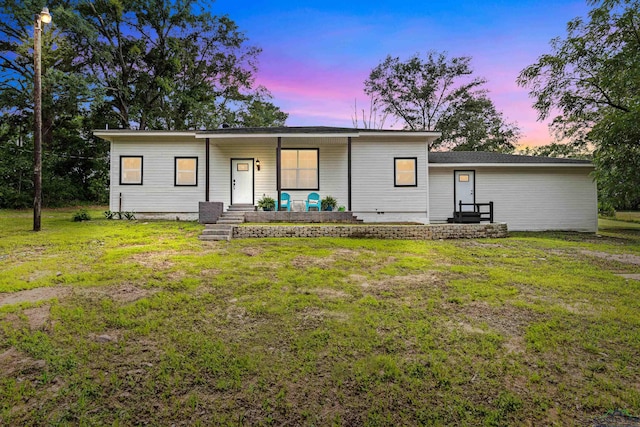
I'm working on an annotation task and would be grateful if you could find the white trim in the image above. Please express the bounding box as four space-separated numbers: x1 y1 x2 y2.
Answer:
429 163 594 168
94 131 196 141
195 131 442 139
94 129 442 141
358 131 441 137
195 133 360 139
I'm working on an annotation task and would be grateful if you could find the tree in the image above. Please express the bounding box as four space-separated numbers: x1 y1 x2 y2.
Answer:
364 51 519 151
58 0 286 130
517 0 640 209
517 141 591 159
235 87 288 127
0 0 110 207
0 0 286 208
351 95 394 129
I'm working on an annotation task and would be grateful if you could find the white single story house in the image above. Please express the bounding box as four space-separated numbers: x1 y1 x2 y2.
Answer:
94 127 598 232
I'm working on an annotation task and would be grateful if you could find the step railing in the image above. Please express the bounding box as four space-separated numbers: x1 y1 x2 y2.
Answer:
452 201 494 223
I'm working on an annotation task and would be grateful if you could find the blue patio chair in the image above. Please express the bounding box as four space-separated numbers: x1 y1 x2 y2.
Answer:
305 192 320 211
277 192 291 211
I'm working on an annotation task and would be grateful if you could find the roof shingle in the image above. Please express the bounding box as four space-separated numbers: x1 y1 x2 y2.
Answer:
428 151 592 164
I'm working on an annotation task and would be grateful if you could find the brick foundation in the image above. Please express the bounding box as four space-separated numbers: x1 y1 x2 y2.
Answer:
232 223 508 240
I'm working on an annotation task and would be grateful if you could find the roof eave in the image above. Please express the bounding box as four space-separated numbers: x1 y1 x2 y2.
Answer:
194 132 361 139
93 130 197 141
428 163 594 168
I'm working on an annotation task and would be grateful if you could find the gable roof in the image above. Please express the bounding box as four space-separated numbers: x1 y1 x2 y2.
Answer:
429 151 592 166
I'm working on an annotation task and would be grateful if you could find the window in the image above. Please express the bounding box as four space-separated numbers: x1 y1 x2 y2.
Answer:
459 174 469 182
394 157 417 187
281 149 319 190
175 157 198 186
120 156 143 185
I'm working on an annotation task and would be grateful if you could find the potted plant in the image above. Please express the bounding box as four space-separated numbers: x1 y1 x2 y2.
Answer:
257 195 276 211
321 195 337 211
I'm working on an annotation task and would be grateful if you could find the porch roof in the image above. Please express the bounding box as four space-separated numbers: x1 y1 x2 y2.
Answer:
194 126 440 139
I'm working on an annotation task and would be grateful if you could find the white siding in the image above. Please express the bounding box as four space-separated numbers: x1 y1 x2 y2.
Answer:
429 167 598 231
210 140 276 208
110 136 352 214
110 139 206 213
207 138 349 210
282 139 348 209
352 139 429 223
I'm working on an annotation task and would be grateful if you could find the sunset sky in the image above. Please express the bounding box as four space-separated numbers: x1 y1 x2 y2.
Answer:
214 0 591 147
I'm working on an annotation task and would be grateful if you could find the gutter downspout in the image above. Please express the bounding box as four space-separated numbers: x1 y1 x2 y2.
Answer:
277 137 281 207
205 138 210 202
348 136 352 211
425 141 430 224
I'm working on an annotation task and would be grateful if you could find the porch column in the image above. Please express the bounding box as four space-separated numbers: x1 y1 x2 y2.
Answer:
205 138 210 201
276 137 281 207
347 136 352 211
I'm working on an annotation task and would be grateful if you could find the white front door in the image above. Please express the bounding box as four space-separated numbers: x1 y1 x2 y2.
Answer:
231 159 254 205
455 170 475 212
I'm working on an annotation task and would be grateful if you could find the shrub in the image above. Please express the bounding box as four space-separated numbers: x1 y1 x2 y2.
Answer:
72 209 91 222
104 210 136 220
598 200 615 217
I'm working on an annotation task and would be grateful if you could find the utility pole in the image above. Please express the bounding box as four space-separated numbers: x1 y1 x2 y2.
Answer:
33 7 51 231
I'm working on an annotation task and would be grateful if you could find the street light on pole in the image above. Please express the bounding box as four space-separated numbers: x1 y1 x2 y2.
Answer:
33 6 52 231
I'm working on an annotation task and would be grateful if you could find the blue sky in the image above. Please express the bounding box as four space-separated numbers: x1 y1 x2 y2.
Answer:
213 0 591 146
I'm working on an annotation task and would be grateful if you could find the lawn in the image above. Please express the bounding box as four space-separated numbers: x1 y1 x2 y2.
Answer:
1 208 639 426
615 211 640 224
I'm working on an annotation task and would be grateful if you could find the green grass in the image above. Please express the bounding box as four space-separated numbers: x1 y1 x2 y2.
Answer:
1 208 639 425
615 211 640 224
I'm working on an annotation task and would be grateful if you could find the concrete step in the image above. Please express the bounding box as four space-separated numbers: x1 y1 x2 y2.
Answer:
205 224 234 229
201 229 232 236
216 219 244 224
199 234 230 241
227 204 255 212
219 215 245 220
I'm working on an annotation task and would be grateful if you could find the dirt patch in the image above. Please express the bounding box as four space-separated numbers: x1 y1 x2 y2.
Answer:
291 255 334 269
0 347 46 377
297 288 351 300
22 305 52 330
241 247 262 257
593 410 640 427
363 272 446 293
199 269 221 277
129 250 178 270
348 274 368 284
80 284 155 304
0 286 70 308
453 301 539 337
580 250 640 265
461 241 505 249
